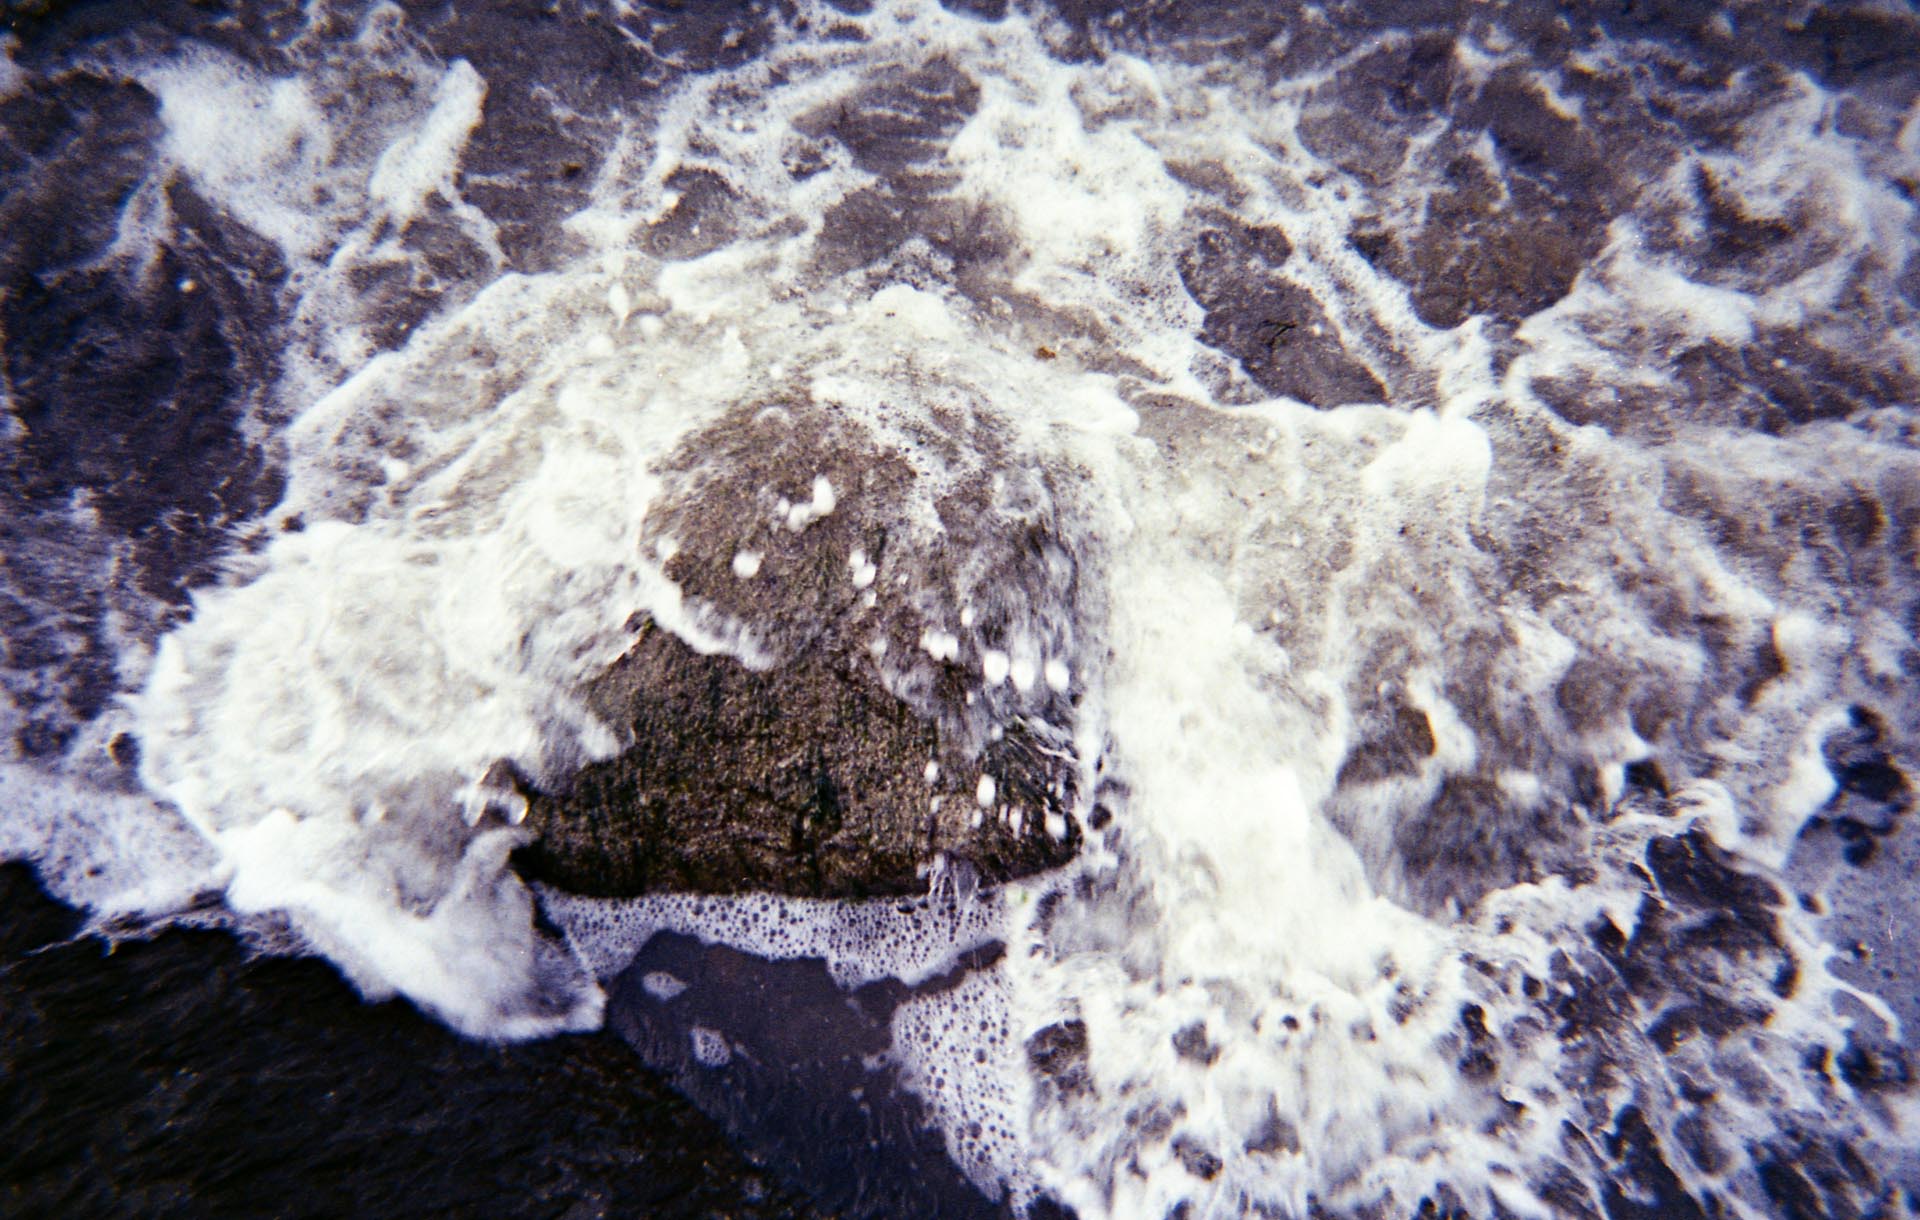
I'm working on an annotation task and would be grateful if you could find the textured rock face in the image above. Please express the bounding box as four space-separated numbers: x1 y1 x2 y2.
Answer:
513 401 1086 898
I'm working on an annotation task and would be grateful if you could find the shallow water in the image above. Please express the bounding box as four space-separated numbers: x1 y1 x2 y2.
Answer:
2 2 1917 1216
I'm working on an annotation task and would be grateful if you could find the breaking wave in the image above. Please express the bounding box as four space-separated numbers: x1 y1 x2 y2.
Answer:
3 1 1916 1215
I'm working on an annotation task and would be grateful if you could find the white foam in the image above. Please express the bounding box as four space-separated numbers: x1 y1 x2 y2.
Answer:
0 762 225 924
367 60 485 225
0 35 23 103
690 1026 732 1067
545 882 1010 992
892 967 1033 1204
850 547 879 589
1008 655 1038 694
920 629 961 662
120 244 813 1033
120 23 514 416
641 971 688 1001
142 53 339 260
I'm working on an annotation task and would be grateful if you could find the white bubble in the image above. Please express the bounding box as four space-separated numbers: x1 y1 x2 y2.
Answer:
982 649 1010 685
1008 656 1037 693
1043 659 1071 692
642 971 688 1001
690 1026 732 1067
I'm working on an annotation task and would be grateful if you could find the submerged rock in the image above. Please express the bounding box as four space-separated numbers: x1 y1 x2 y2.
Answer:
513 401 1086 898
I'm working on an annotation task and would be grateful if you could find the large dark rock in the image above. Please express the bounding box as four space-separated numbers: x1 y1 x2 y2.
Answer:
0 863 834 1220
514 401 1086 899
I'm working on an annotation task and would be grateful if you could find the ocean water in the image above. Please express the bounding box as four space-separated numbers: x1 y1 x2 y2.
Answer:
2 1 1917 1217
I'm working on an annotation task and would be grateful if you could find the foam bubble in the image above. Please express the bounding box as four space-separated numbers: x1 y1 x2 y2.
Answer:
690 1026 732 1067
641 971 688 1001
982 649 1011 686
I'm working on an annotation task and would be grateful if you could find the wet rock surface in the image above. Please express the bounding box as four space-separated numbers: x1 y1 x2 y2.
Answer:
0 864 836 1220
1177 217 1387 407
515 402 1085 899
1537 809 1915 1220
0 61 288 760
514 622 1081 897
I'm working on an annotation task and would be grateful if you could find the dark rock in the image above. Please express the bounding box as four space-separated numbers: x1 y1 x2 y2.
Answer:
1027 1019 1093 1101
0 863 831 1220
1564 829 1795 1052
1555 656 1631 734
1170 1136 1220 1181
0 63 287 758
1317 44 1632 334
1530 372 1670 436
574 0 782 76
1411 1187 1474 1220
1349 145 1611 331
1531 1167 1602 1220
937 0 1007 20
1456 1003 1497 1081
1672 326 1920 432
796 56 1026 296
1622 759 1669 798
1243 1104 1300 1156
1756 1159 1827 1220
1389 773 1583 914
1646 830 1782 925
1817 709 1908 870
1169 1020 1218 1066
1837 1029 1912 1094
514 625 948 897
636 166 740 262
1690 162 1796 271
1671 1110 1726 1175
389 1 692 274
1599 1105 1707 1220
517 402 1083 898
1337 698 1437 785
0 863 80 959
795 58 980 178
1178 217 1386 406
1466 67 1604 190
1797 6 1920 88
